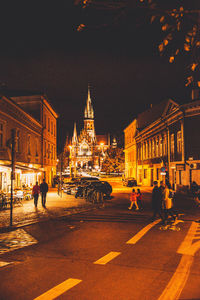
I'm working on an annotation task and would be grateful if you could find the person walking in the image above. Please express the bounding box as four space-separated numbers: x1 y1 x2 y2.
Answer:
136 188 143 209
40 179 48 208
151 181 165 223
32 182 40 208
163 182 178 222
129 188 139 210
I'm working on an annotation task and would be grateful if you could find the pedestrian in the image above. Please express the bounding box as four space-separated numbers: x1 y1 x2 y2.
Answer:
32 181 40 208
136 188 143 209
129 188 139 210
151 181 165 223
40 179 48 208
163 182 178 222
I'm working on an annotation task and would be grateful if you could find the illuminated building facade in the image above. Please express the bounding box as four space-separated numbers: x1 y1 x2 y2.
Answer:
0 94 43 192
0 90 58 190
70 87 110 174
124 98 200 190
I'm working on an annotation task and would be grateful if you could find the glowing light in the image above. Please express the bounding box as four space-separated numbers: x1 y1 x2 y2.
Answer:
28 164 33 168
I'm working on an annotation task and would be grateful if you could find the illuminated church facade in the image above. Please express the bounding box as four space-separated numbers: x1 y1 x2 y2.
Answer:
70 87 112 172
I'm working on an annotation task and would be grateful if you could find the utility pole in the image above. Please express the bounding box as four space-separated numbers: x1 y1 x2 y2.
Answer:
10 129 16 226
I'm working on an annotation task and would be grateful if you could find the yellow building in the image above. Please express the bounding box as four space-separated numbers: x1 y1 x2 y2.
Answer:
124 119 137 179
6 90 58 186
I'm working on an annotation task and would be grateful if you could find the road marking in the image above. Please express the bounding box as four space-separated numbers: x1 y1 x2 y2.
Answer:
158 254 194 300
126 219 161 244
94 251 121 265
177 221 199 256
158 221 200 299
0 261 11 268
34 278 82 300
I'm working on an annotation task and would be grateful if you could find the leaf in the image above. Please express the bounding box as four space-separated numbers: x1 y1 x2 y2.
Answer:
191 63 197 71
184 43 190 51
160 16 165 23
169 56 174 63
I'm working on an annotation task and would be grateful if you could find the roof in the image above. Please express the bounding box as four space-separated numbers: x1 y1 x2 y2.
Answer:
137 99 170 131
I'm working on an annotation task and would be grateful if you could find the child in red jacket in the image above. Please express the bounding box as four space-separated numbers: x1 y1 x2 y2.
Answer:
128 189 139 210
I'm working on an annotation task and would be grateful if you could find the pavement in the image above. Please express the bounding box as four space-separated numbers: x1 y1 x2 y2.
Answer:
0 188 95 231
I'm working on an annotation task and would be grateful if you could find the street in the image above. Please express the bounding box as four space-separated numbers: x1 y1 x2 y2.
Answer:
0 179 200 300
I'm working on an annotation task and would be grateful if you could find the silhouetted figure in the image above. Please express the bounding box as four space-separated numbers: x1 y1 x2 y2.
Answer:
40 179 48 208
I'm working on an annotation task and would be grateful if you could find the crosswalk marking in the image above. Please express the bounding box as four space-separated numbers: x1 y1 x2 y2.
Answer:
126 219 160 244
0 261 11 267
94 251 121 265
34 278 82 300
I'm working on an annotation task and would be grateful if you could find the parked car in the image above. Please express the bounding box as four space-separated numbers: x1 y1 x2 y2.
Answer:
122 177 137 187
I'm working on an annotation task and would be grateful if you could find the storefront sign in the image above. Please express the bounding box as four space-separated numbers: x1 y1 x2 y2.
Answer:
176 164 185 171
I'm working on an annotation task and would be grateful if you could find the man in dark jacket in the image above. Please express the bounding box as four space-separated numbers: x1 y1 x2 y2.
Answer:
40 179 48 208
151 181 165 224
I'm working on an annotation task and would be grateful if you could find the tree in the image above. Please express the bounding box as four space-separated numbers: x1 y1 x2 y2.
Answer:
101 147 124 174
75 0 200 88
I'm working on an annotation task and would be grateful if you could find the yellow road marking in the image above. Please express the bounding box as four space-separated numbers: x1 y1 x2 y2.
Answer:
177 221 199 256
158 254 193 300
94 251 121 265
0 261 11 267
126 219 161 244
158 221 200 299
34 278 82 300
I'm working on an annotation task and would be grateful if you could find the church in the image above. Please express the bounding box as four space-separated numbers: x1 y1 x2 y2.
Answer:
69 87 112 174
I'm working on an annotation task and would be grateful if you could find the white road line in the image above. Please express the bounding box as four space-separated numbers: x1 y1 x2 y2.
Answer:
158 221 200 300
158 254 194 300
94 251 121 265
0 261 11 267
126 219 161 244
34 278 82 300
177 221 199 256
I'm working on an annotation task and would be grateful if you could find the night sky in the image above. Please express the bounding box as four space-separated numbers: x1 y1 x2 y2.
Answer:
0 1 191 151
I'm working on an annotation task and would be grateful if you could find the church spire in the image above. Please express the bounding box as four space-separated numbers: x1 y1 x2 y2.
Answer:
72 122 78 144
84 85 94 119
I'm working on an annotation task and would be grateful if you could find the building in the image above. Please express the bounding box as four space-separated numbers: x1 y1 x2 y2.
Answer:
0 93 43 192
0 89 58 189
124 98 200 190
69 87 110 175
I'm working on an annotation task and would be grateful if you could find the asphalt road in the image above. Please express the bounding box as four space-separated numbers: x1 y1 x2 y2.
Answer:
0 180 200 300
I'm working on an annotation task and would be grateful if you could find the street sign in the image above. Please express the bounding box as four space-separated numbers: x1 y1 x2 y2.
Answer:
160 167 166 172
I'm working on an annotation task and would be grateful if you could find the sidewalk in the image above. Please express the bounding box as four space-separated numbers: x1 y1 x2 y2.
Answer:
0 189 94 231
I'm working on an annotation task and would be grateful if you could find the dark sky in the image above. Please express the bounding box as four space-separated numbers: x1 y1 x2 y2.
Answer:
0 1 191 151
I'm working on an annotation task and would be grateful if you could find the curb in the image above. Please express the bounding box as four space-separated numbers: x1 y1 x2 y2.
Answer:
0 205 98 234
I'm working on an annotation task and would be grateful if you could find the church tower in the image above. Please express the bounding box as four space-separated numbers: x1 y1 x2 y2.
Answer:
84 86 96 141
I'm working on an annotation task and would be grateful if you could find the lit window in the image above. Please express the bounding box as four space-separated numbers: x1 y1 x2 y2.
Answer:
0 123 3 148
27 135 31 155
177 131 182 153
144 169 147 179
170 134 175 154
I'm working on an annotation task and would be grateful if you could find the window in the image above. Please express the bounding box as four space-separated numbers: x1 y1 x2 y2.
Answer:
152 139 155 157
144 169 147 179
44 115 46 128
149 140 152 158
48 143 50 158
48 118 50 132
27 135 31 155
0 123 3 147
156 137 159 157
35 138 38 156
51 121 53 134
54 124 56 137
44 141 46 157
16 130 20 152
51 145 53 159
163 134 167 156
170 133 175 161
160 136 163 157
177 131 182 153
170 134 175 154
